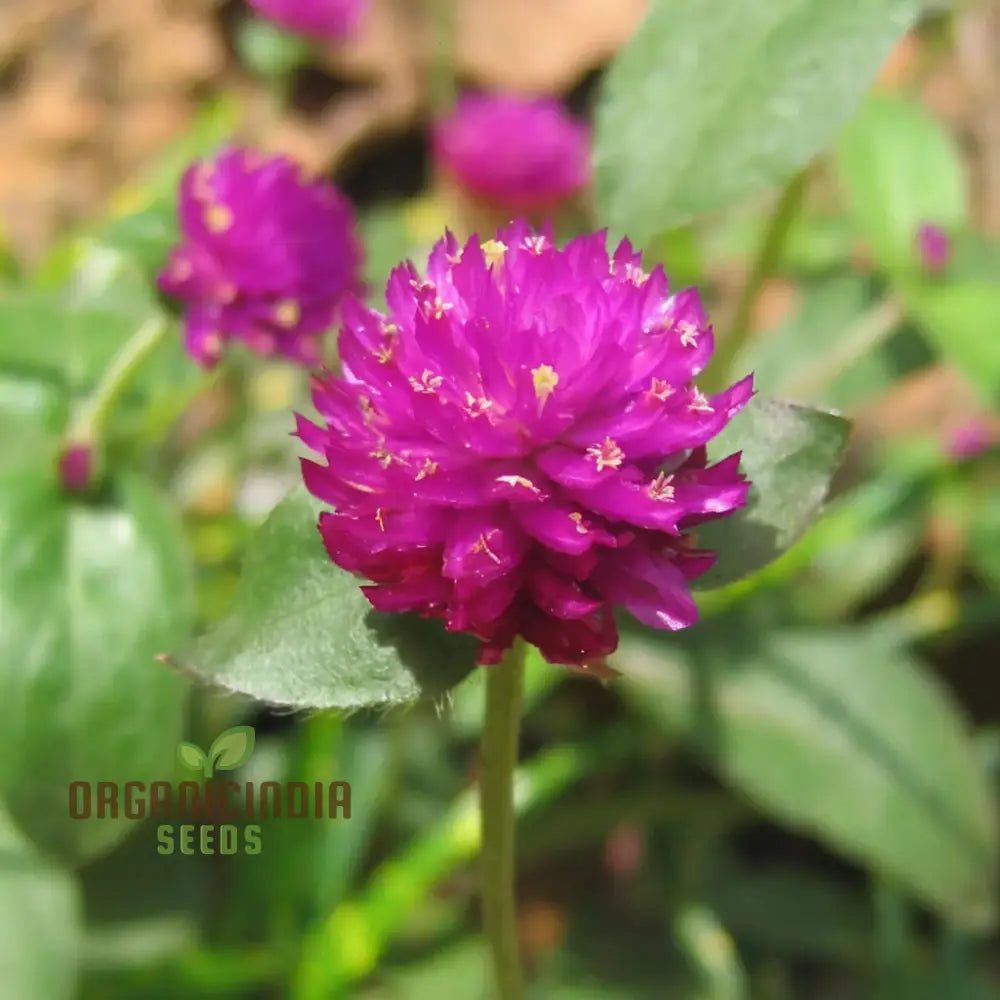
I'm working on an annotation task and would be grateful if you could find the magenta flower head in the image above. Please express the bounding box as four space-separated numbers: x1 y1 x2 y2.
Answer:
298 223 753 668
917 222 950 274
158 147 363 368
246 0 365 41
433 94 591 211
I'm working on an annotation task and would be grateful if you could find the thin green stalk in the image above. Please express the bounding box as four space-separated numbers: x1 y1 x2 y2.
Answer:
705 168 811 394
781 296 903 400
428 0 458 115
67 314 170 446
481 640 526 1000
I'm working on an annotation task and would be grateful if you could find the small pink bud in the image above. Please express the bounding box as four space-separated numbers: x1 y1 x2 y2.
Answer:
946 418 996 461
917 223 950 274
58 444 93 494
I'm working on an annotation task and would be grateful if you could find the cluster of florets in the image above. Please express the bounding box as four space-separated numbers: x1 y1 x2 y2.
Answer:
158 148 362 367
297 222 752 666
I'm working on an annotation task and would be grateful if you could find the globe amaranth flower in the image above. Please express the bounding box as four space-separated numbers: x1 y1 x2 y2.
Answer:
433 94 591 211
298 223 753 667
158 147 362 367
246 0 366 41
917 222 950 274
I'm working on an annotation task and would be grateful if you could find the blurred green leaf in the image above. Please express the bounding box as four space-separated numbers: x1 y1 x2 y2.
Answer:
837 95 967 275
0 471 193 862
969 500 1000 593
0 370 68 431
236 17 311 80
310 726 391 914
97 201 179 283
694 397 850 589
179 488 478 710
293 739 616 999
736 276 898 408
615 626 998 929
906 282 1000 406
0 291 134 389
0 244 167 395
674 904 747 1000
0 802 81 1000
363 940 488 1000
701 857 871 963
595 0 918 243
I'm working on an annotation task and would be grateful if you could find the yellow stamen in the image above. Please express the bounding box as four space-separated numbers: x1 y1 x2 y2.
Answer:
586 437 625 472
481 239 508 269
688 389 714 414
274 299 301 328
205 203 233 234
677 320 699 347
415 458 438 481
532 364 560 406
648 472 676 502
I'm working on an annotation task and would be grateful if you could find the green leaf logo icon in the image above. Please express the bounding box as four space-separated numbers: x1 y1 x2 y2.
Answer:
208 726 255 775
177 726 255 779
177 742 207 773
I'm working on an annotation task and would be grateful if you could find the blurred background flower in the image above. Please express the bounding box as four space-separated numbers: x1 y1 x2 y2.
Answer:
433 93 591 212
158 147 363 367
247 0 367 42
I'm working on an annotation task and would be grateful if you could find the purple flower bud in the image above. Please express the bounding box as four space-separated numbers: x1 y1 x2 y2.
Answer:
159 148 363 368
298 223 753 668
433 94 591 211
246 0 366 41
917 223 950 274
59 444 93 494
947 418 996 461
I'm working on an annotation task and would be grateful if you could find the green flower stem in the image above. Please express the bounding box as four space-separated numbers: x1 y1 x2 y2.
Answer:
429 0 459 115
705 167 812 395
481 639 526 1000
67 314 170 448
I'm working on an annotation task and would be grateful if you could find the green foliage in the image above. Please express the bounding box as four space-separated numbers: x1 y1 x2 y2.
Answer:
615 625 998 929
694 396 850 589
907 283 1000 406
179 489 479 710
236 17 312 81
0 803 81 1000
595 0 919 242
0 470 193 862
837 95 967 275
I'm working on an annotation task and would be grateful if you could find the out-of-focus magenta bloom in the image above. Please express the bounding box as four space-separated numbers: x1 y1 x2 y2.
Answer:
246 0 365 41
158 147 363 368
58 444 93 494
433 94 591 211
917 223 950 274
298 223 753 668
947 418 996 460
